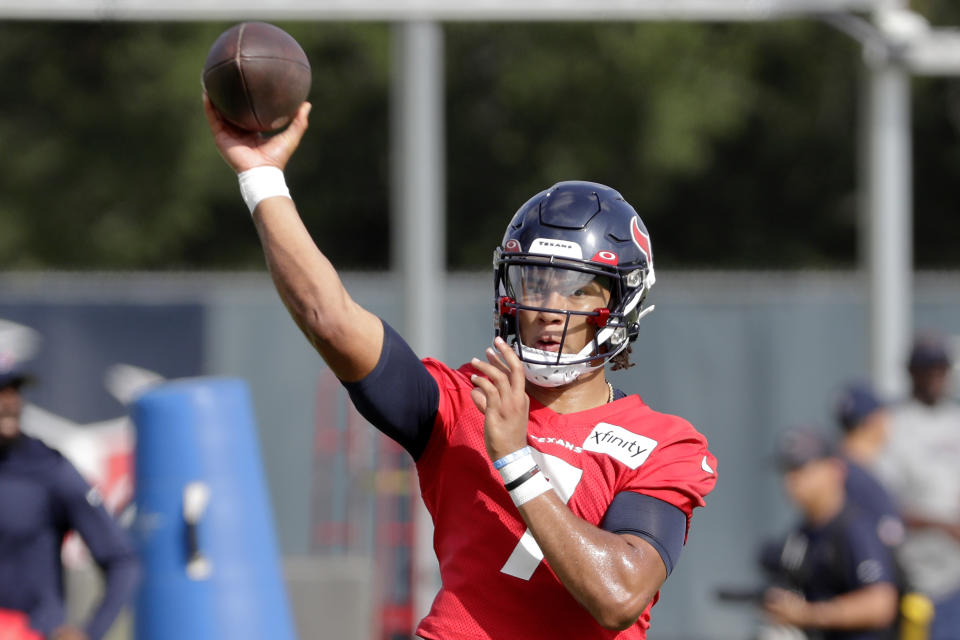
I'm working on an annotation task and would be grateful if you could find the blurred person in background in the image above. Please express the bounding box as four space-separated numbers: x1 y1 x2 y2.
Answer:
834 382 905 553
760 427 899 640
0 358 139 640
876 333 960 639
203 97 717 639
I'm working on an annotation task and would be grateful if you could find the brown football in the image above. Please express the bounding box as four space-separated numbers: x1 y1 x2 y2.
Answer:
202 22 311 132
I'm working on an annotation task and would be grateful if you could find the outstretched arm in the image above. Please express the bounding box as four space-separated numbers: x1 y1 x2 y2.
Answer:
203 96 382 381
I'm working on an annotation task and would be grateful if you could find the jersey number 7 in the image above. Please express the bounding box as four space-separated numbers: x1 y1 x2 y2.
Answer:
500 450 584 580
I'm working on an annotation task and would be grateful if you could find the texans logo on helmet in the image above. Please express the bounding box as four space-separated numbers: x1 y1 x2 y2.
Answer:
630 218 653 265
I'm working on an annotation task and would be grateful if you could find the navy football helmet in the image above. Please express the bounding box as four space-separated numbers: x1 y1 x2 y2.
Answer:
494 181 656 387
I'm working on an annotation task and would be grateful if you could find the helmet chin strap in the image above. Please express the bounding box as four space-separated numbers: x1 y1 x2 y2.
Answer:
519 346 599 387
512 328 626 388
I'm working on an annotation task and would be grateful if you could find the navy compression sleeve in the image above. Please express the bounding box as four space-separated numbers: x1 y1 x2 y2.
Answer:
600 492 687 575
342 320 440 460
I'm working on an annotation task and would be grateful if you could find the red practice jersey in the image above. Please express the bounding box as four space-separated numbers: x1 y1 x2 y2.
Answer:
414 359 718 639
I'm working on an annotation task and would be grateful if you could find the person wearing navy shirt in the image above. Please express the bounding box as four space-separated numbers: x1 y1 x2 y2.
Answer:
0 365 139 640
761 427 899 640
834 383 905 552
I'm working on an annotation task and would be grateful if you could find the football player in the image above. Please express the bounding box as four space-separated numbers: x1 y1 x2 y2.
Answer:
203 97 717 639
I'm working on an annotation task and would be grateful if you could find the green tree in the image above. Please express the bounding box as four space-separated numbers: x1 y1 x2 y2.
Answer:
445 20 861 269
0 21 391 269
0 15 957 271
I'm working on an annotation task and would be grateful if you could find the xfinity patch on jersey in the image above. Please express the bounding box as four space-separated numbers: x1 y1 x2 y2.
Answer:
583 423 657 469
529 238 583 259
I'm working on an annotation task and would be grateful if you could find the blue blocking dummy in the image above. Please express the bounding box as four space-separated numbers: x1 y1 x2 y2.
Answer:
133 378 296 640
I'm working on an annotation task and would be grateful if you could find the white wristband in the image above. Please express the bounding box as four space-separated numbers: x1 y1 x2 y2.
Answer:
510 472 553 507
238 166 291 214
499 457 538 485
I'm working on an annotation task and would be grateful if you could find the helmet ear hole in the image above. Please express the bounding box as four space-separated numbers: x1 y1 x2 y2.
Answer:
621 302 647 343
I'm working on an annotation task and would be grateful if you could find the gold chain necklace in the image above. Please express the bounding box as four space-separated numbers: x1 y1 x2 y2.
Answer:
606 382 615 404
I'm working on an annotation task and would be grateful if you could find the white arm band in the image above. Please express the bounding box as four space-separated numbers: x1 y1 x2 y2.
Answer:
238 166 291 214
498 456 538 485
510 472 553 507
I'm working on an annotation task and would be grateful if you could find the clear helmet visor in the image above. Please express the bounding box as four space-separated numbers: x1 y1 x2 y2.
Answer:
505 265 609 311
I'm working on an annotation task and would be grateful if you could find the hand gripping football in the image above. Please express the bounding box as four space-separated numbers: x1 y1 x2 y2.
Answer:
202 22 311 132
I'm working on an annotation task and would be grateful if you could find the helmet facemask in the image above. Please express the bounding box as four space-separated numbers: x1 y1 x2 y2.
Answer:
494 255 651 387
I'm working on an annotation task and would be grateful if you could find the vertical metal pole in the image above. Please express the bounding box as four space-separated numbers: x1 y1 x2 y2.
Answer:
390 20 445 632
864 56 912 398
